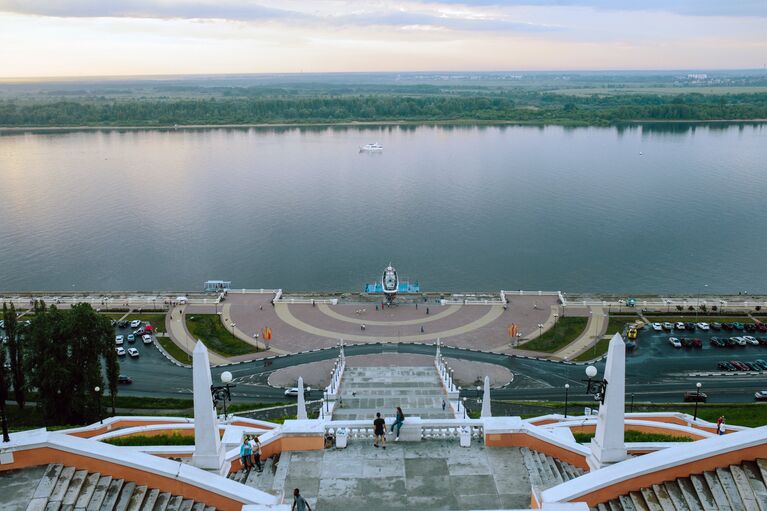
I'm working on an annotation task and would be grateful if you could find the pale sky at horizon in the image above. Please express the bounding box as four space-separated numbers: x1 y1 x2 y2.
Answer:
0 1 766 78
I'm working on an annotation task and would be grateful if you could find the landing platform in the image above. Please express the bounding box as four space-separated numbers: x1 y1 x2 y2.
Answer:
364 281 421 293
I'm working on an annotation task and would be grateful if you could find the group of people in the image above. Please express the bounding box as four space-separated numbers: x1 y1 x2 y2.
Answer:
373 406 406 449
239 435 263 472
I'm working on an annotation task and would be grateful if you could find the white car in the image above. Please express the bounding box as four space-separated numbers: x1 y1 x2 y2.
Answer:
115 335 124 345
743 336 759 345
116 347 126 356
668 337 682 348
732 337 748 346
697 322 710 330
675 322 686 330
127 348 140 357
284 386 311 397
130 319 142 328
142 334 153 344
652 323 662 331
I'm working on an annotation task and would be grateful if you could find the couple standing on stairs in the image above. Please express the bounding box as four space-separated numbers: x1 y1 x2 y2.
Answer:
373 406 405 449
239 435 263 472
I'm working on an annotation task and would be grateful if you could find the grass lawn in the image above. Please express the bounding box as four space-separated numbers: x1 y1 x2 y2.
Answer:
522 317 588 353
104 433 195 446
158 337 192 364
185 314 257 357
573 431 693 443
605 316 637 335
573 337 611 362
497 400 767 428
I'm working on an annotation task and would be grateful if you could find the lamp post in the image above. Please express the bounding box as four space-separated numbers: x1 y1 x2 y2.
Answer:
211 371 236 421
554 313 559 325
94 386 102 424
693 382 702 421
230 322 236 341
476 385 482 404
564 384 570 418
630 393 635 413
537 323 543 338
462 397 467 419
583 365 607 405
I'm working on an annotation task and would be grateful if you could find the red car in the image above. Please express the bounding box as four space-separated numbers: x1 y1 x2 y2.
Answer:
731 361 749 371
756 323 767 333
691 338 702 348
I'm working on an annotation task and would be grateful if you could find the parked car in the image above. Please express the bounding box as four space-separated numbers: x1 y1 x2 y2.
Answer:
731 361 749 371
134 327 146 336
691 338 702 348
683 391 707 403
118 375 133 384
744 362 759 371
724 337 738 348
710 337 726 348
681 338 692 349
116 347 126 356
284 386 311 397
753 359 767 370
732 337 748 346
127 347 139 358
733 322 745 331
759 337 767 346
627 328 638 340
127 334 135 343
718 361 735 371
118 320 129 328
142 334 153 344
662 322 674 331
668 337 682 348
675 322 686 331
711 322 722 331
755 391 767 401
685 322 697 331
743 336 760 346
115 335 124 345
745 323 756 332
697 322 710 330
652 323 662 331
722 323 734 331
757 323 767 333
130 319 142 328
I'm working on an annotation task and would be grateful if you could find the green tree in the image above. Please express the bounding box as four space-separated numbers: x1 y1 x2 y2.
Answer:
25 302 117 425
3 302 26 409
0 337 9 440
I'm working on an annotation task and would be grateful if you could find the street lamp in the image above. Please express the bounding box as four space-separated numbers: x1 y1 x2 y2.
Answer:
583 365 607 404
476 385 482 404
462 397 467 419
554 313 559 325
564 384 570 418
94 386 102 424
693 382 702 421
630 393 635 413
537 323 543 338
211 371 236 421
230 322 236 340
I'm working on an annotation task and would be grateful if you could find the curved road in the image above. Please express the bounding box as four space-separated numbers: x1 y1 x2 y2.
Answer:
120 337 767 405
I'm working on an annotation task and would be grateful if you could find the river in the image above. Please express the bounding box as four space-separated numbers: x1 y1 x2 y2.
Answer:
0 123 765 293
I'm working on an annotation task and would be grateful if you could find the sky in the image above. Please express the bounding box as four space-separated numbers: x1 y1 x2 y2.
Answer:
0 1 765 78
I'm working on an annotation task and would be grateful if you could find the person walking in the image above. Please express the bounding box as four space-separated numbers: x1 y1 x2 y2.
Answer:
240 438 252 470
390 406 405 441
251 435 263 472
442 399 446 411
291 488 312 511
718 416 726 435
373 412 386 449
716 415 724 435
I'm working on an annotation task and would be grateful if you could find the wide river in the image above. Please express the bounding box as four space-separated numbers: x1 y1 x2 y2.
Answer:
0 124 765 294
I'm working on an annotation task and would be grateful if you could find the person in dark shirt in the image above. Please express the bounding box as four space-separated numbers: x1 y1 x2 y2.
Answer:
373 412 386 449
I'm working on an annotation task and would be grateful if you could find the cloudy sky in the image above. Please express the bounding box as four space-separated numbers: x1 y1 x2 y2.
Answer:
0 0 765 78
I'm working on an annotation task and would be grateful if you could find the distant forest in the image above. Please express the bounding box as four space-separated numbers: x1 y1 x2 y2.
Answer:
1 92 767 126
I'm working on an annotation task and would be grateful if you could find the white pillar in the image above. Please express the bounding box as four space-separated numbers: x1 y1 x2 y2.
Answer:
481 376 492 418
191 341 225 470
297 376 308 420
588 333 628 470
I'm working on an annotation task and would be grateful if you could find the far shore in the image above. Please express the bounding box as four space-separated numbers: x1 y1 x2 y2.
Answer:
1 118 767 132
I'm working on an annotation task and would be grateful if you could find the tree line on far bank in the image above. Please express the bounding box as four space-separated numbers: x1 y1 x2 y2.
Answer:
0 302 118 427
1 92 766 126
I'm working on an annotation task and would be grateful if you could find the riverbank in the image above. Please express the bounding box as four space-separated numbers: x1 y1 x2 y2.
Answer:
1 118 766 132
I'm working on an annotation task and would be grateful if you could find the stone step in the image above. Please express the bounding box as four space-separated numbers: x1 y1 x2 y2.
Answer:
126 486 148 511
74 473 101 510
689 474 717 511
50 466 76 505
63 470 89 509
618 494 637 511
151 491 171 511
639 487 662 511
114 482 136 511
677 477 703 511
100 478 125 511
663 481 691 511
165 495 183 511
650 484 676 511
741 461 767 511
730 465 757 510
717 467 746 511
177 500 193 511
33 464 65 502
628 491 650 511
191 504 205 511
85 475 112 511
271 452 292 493
703 471 732 511
138 488 159 511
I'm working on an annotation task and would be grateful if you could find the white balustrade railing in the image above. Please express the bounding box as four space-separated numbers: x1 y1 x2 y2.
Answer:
324 418 484 442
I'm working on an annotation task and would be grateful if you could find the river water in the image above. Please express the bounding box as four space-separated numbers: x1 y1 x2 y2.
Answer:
0 124 765 293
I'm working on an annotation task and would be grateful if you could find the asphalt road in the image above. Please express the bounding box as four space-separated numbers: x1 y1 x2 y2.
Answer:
113 326 767 405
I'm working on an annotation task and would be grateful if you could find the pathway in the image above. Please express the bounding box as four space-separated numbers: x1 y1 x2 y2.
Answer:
552 307 608 361
165 305 228 365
